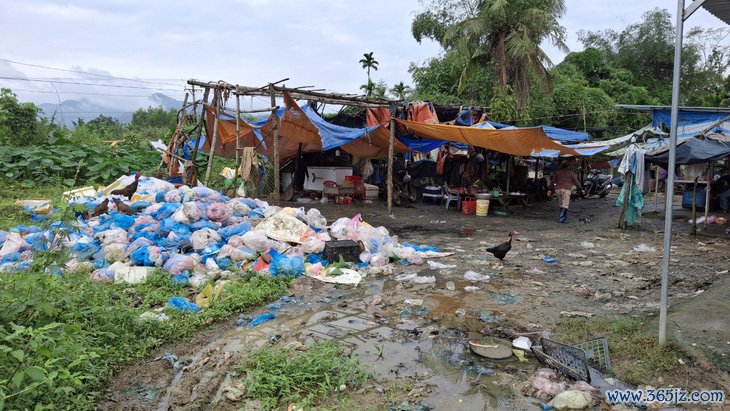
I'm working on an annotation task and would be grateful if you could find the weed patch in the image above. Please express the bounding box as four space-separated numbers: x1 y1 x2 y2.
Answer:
239 341 369 409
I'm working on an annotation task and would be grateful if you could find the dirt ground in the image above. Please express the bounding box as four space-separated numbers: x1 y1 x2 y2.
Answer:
100 193 730 410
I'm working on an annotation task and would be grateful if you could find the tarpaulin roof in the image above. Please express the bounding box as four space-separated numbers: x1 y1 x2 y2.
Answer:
645 138 730 165
652 109 730 139
300 104 380 151
397 119 580 157
487 121 589 142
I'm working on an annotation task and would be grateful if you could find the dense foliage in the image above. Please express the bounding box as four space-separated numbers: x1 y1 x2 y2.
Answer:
409 3 730 136
0 89 176 187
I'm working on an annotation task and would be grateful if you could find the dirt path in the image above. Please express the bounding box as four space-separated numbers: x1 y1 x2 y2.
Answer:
102 195 730 410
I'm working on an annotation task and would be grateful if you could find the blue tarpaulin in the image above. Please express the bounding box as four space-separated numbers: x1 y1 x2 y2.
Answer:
487 122 589 142
300 105 381 150
652 109 730 139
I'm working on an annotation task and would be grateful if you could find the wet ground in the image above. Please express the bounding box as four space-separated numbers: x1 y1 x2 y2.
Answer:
101 194 730 410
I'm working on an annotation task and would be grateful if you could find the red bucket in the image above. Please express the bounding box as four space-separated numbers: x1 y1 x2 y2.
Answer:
462 197 477 215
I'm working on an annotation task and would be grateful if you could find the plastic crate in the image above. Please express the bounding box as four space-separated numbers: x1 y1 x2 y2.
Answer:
323 240 361 262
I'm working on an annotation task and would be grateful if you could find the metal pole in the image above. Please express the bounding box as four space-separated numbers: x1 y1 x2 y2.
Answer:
659 0 685 345
387 116 395 215
269 84 280 205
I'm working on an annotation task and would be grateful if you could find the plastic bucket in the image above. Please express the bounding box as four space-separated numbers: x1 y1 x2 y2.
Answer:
476 199 490 216
462 198 477 215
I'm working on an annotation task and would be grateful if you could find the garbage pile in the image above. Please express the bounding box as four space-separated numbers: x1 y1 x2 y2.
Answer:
0 174 447 291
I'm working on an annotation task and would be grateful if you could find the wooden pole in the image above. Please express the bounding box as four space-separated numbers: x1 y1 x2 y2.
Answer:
655 165 660 212
505 155 511 193
387 116 395 215
269 84 280 205
704 162 711 230
204 88 220 186
235 88 241 175
691 176 698 235
189 87 210 185
164 92 189 173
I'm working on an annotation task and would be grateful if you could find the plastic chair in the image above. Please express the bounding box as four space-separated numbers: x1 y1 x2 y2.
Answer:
442 184 461 211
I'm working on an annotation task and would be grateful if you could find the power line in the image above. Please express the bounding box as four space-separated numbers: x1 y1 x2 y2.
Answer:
0 57 184 87
7 88 180 98
0 76 180 91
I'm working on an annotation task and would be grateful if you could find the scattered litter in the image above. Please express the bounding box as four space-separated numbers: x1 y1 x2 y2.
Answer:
512 336 533 350
512 349 528 362
560 311 594 318
526 267 545 274
478 312 504 324
579 241 595 249
464 365 495 376
427 260 456 269
248 312 276 327
412 275 436 284
166 297 199 312
455 308 466 317
716 269 728 275
464 271 491 282
445 281 456 291
160 352 192 372
139 311 169 322
404 299 423 306
464 286 481 292
490 291 523 305
542 256 557 264
550 390 591 410
468 338 513 359
633 243 656 253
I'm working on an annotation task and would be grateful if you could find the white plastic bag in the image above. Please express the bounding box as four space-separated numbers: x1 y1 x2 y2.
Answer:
0 233 27 257
190 228 222 251
306 208 327 230
95 228 129 246
172 202 201 224
103 243 127 262
301 236 326 254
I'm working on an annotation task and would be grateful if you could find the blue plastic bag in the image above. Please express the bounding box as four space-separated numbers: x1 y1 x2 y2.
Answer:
130 201 151 211
130 246 155 266
166 297 200 312
402 242 439 252
218 221 252 241
247 208 266 219
155 192 167 203
248 312 276 327
216 257 232 270
190 219 220 231
160 218 191 237
15 225 43 234
305 253 328 267
111 213 135 230
171 273 189 284
151 203 181 220
268 250 304 277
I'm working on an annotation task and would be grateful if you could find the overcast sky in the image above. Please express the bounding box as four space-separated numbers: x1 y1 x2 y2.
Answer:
0 0 727 112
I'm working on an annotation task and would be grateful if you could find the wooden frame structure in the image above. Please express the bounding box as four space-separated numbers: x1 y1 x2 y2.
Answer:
175 79 402 213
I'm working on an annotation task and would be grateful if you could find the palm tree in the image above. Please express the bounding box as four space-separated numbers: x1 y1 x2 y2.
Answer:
360 80 375 96
359 52 379 85
445 0 568 108
390 81 412 100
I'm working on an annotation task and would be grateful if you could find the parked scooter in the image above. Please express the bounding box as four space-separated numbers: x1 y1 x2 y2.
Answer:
583 169 613 198
384 159 438 205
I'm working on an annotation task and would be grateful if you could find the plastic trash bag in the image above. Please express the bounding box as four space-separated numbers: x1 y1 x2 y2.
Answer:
90 268 114 282
256 210 312 244
206 202 229 222
464 271 491 282
95 228 129 246
164 190 183 203
172 202 201 224
103 243 127 262
218 221 252 241
192 186 220 201
0 233 28 257
268 250 304 277
226 199 251 216
130 246 162 266
305 208 327 230
111 214 135 230
160 218 192 238
189 219 220 232
247 312 276 327
330 215 361 240
241 230 279 253
301 236 326 254
166 296 200 312
163 253 196 275
151 202 181 219
190 228 222 251
248 207 266 219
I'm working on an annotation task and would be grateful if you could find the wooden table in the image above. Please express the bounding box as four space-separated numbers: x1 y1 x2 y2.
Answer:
492 193 529 212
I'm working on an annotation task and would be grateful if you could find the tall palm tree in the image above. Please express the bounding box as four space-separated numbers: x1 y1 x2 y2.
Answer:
445 0 568 108
390 81 412 100
359 52 379 85
360 80 375 97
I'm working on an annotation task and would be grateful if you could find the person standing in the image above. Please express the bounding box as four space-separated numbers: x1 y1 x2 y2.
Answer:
551 162 583 223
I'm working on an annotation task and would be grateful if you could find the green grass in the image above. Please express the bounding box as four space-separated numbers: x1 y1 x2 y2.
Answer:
0 266 292 410
0 185 68 231
238 341 369 410
554 316 679 385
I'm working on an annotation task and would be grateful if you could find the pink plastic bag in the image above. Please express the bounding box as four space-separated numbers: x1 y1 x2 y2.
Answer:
206 202 229 222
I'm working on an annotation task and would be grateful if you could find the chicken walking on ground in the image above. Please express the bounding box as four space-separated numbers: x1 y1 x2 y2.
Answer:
486 230 519 264
112 198 136 216
85 198 109 220
110 172 141 200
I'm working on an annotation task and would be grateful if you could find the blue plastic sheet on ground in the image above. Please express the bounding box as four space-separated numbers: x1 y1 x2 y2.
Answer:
247 312 276 327
131 201 151 211
218 221 252 240
268 250 304 277
402 242 439 252
490 291 524 305
151 203 181 220
542 256 557 264
171 273 189 284
166 297 200 312
247 208 265 219
305 253 328 266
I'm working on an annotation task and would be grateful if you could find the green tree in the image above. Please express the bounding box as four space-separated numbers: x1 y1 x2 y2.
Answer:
0 88 44 146
359 80 375 97
359 52 379 92
440 0 568 108
130 106 177 130
390 81 412 100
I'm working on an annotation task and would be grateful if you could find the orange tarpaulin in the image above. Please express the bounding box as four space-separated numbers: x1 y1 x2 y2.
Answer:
203 105 260 158
257 92 323 160
397 119 580 157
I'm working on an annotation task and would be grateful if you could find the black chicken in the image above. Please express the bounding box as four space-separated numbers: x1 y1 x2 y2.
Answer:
486 230 519 262
110 172 141 200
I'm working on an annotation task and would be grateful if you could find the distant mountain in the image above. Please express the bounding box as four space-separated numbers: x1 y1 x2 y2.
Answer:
38 93 185 127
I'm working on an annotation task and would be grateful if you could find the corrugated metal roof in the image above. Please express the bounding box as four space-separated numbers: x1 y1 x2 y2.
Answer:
703 0 730 25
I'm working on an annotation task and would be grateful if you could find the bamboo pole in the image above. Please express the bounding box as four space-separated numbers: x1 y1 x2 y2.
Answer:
691 176 698 235
704 163 711 230
204 88 220 186
505 155 511 193
655 165 660 212
164 92 189 173
269 84 280 205
387 116 395 215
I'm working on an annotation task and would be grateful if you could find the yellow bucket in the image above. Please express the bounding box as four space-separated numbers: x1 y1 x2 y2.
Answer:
476 199 490 216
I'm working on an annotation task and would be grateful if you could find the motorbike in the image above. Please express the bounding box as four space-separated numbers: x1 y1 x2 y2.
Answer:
385 159 438 206
583 169 613 198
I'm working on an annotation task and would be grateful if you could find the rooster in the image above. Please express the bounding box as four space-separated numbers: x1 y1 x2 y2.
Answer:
486 230 519 262
110 172 141 200
85 198 109 219
112 198 136 216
